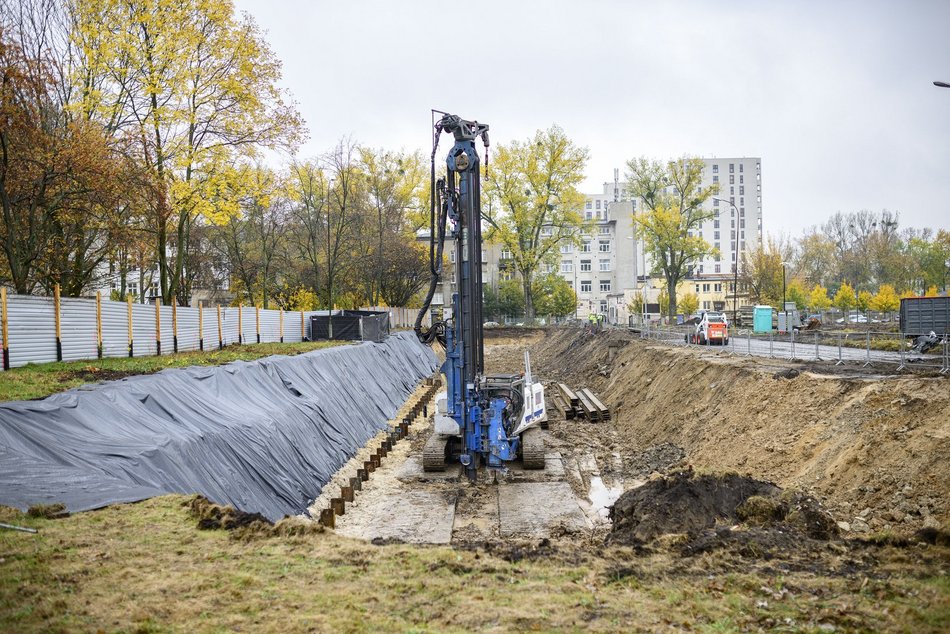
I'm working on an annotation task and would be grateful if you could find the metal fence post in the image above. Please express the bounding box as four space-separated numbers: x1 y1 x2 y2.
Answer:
836 332 843 365
217 305 223 350
238 303 243 344
943 339 949 375
814 330 820 361
769 330 774 358
790 328 796 360
747 330 751 356
301 309 306 341
864 331 871 367
279 310 284 343
897 332 905 371
127 295 134 357
198 303 204 351
256 306 261 344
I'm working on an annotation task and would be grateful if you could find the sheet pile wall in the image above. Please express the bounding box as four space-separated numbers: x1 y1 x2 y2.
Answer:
0 332 438 520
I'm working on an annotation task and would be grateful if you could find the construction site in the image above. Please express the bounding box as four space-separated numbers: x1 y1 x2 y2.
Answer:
0 321 947 632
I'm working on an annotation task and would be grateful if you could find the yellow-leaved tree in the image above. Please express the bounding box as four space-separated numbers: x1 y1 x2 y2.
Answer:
808 285 832 311
483 125 589 320
626 157 718 319
870 284 900 312
833 282 857 319
69 0 305 304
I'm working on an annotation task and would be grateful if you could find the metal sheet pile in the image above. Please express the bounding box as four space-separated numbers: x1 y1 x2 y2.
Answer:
549 383 611 421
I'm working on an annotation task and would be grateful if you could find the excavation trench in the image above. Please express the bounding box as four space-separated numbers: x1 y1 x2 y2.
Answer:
0 331 439 521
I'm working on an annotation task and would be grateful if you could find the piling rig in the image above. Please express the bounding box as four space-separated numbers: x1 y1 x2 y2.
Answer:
415 112 547 479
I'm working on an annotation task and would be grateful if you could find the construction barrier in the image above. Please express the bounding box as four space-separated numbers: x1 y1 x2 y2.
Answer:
0 291 428 371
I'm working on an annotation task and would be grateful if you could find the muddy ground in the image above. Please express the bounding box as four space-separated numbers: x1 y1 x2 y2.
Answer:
310 326 948 595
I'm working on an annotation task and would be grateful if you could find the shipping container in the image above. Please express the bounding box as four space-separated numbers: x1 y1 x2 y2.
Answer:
900 296 950 335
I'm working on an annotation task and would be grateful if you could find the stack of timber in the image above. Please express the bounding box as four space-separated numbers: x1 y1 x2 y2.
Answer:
549 383 610 421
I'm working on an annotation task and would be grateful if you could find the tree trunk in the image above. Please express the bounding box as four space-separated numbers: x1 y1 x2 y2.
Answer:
668 278 677 322
523 273 534 320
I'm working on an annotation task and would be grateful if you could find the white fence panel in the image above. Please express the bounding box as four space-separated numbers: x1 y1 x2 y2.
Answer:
285 310 305 343
130 302 157 356
221 307 239 347
100 301 129 359
176 306 200 352
159 306 175 354
7 296 57 368
200 306 218 349
259 309 281 343
60 297 99 362
237 306 252 344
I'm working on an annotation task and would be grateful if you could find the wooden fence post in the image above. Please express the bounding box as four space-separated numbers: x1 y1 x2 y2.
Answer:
127 295 133 357
95 291 103 359
171 297 178 353
155 299 162 355
198 303 204 351
217 305 223 350
256 306 261 344
54 284 62 362
1 288 9 370
300 309 305 342
279 310 284 343
238 303 243 344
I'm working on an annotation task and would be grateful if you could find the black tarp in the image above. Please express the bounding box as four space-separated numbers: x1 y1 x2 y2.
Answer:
0 331 438 520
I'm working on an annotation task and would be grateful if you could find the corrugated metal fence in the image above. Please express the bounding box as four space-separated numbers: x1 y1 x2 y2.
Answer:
0 288 426 370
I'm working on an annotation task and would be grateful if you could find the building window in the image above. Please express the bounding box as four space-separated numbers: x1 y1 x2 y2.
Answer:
713 199 719 207
702 283 710 292
585 201 592 209
500 248 511 259
713 175 719 183
596 200 601 209
581 240 591 253
580 280 592 293
739 164 744 173
600 280 611 292
599 259 610 272
714 231 720 239
560 243 573 254
585 210 593 220
449 251 456 263
599 300 608 313
740 207 745 216
714 264 721 273
713 164 719 173
739 175 744 184
561 260 573 273
598 240 611 252
729 163 734 173
580 259 592 272
715 283 722 292
599 226 611 235
714 220 720 229
756 162 760 171
740 219 745 229
740 186 745 195
695 284 700 293
714 242 720 253
729 175 734 184
541 226 553 236
730 186 734 195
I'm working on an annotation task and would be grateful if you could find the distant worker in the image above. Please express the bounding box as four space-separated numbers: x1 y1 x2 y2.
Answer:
587 312 596 332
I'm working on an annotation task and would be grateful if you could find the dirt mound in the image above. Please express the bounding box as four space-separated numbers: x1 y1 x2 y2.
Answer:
608 471 780 544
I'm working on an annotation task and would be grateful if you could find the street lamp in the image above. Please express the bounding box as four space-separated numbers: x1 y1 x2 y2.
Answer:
713 197 741 324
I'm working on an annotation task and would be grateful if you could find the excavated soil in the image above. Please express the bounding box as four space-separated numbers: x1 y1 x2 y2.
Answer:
485 327 950 537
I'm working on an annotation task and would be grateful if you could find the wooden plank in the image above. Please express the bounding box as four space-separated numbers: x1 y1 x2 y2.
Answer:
557 383 579 407
575 389 599 421
580 388 610 418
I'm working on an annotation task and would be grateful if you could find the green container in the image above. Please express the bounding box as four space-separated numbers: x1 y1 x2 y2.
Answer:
753 305 773 333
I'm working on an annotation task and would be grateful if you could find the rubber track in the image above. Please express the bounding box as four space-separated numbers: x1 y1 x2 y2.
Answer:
521 427 545 470
423 433 448 471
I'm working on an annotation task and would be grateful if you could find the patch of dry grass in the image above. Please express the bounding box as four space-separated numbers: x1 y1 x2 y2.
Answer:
0 496 947 632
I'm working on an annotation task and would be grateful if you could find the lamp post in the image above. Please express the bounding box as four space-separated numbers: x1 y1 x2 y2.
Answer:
713 197 741 324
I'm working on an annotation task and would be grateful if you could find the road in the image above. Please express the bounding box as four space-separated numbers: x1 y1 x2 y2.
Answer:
638 327 946 370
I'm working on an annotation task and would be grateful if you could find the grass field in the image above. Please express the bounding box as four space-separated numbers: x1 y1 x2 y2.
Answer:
0 496 947 633
0 341 346 402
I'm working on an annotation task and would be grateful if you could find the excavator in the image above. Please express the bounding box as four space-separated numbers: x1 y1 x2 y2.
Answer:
414 112 546 480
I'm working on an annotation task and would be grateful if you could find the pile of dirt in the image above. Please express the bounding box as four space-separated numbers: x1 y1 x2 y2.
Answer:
608 471 784 544
187 496 325 539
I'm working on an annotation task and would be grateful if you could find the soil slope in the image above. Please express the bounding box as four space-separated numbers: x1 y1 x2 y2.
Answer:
509 327 950 534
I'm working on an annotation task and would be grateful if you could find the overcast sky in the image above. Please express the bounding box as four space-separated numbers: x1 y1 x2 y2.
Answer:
233 0 950 238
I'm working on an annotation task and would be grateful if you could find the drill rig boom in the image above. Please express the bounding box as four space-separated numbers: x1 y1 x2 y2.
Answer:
415 112 546 479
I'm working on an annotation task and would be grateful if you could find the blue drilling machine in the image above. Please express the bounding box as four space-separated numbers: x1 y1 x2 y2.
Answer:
415 112 547 480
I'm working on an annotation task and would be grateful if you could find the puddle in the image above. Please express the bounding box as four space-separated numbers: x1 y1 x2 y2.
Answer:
587 475 624 522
